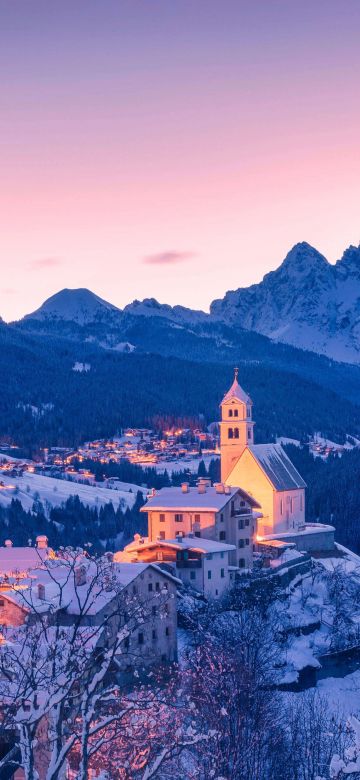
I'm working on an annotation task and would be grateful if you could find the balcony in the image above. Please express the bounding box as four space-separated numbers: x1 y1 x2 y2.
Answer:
231 508 252 517
176 559 202 569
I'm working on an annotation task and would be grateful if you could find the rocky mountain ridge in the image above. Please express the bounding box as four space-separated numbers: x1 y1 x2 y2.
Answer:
16 240 360 364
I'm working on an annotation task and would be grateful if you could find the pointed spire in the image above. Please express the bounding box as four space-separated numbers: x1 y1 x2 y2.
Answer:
221 369 251 404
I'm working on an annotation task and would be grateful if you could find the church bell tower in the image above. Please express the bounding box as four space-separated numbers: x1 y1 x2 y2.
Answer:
220 368 255 482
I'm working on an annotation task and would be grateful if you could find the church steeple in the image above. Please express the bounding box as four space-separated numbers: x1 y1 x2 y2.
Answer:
220 369 255 482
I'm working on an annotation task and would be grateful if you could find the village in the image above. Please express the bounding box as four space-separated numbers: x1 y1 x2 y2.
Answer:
2 371 360 778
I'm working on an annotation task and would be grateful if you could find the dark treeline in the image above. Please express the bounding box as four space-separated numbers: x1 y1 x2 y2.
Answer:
0 491 146 553
0 459 219 553
285 444 360 553
71 455 220 489
2 321 360 454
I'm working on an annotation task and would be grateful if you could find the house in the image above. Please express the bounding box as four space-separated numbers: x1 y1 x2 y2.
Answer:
116 535 236 598
0 556 179 668
220 370 306 536
140 480 260 568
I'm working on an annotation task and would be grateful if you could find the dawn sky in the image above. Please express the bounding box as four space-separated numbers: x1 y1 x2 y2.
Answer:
1 0 360 321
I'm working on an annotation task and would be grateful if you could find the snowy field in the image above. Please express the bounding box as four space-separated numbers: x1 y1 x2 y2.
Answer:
0 472 147 513
155 452 219 475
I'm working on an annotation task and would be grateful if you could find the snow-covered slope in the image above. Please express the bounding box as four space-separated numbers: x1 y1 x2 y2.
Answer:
24 288 122 325
0 472 146 513
210 243 360 363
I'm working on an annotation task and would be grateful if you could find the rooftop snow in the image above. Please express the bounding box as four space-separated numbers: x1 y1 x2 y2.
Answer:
141 485 239 512
0 546 50 575
122 537 235 555
221 376 251 405
248 444 306 491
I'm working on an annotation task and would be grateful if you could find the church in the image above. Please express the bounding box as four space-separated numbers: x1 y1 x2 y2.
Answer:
220 369 306 537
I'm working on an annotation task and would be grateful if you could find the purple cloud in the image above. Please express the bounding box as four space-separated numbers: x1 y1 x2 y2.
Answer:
29 257 63 270
142 250 196 266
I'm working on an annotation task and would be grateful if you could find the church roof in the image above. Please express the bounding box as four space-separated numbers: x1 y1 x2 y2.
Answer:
248 444 306 491
221 369 251 405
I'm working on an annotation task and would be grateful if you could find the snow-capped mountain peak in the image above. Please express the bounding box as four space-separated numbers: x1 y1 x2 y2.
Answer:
210 242 360 364
23 288 122 325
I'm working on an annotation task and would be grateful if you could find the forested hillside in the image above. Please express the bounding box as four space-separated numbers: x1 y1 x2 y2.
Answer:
2 320 360 453
285 444 360 553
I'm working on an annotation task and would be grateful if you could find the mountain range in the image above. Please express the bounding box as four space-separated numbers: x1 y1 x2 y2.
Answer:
19 240 360 365
3 240 360 452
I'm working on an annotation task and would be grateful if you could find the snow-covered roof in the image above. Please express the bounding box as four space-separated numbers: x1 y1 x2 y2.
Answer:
221 374 251 405
0 546 50 576
140 485 239 512
165 537 236 553
121 537 235 555
248 444 306 491
5 559 179 616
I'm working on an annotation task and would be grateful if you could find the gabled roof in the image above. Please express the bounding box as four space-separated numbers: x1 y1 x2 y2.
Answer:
247 444 306 491
221 369 251 405
119 537 236 556
140 485 239 512
0 546 50 577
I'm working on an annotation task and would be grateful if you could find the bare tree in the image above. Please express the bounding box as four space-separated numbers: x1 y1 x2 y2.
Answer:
0 550 175 780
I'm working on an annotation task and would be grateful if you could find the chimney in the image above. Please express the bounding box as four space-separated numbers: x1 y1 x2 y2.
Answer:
224 485 231 495
4 540 12 548
215 483 224 494
197 478 211 487
198 482 206 494
134 533 141 542
36 535 48 549
181 482 189 493
38 583 46 600
75 565 87 586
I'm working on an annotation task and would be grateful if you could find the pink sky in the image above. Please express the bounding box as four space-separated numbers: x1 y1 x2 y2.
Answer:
1 0 360 321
